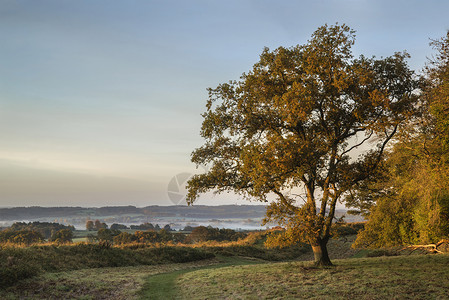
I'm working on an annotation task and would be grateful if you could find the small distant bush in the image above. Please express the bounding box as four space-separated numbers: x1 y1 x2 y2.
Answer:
181 225 195 232
0 230 44 245
185 226 246 243
130 223 155 230
97 228 121 242
110 223 129 230
85 220 108 231
49 229 73 244
113 232 135 245
113 229 183 245
94 220 108 230
86 233 97 243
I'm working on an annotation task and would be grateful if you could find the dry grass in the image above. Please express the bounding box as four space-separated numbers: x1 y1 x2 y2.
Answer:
177 254 449 299
0 243 214 288
0 259 219 300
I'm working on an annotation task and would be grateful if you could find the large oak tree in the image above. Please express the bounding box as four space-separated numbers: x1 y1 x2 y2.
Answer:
187 24 418 265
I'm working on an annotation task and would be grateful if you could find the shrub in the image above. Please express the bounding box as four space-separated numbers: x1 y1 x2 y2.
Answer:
185 226 247 243
0 230 44 245
97 228 121 242
9 222 74 239
113 232 136 245
110 223 129 230
0 244 214 288
49 229 73 244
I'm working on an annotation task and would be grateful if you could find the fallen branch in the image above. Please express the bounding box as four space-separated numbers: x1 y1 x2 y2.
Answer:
401 240 449 254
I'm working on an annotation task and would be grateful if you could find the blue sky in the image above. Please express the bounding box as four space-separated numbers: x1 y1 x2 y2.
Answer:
1 0 448 207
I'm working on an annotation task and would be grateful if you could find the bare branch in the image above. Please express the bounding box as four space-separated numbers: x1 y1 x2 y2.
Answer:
340 130 374 157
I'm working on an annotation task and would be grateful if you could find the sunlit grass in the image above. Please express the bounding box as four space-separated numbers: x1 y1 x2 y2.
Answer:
2 233 447 299
176 254 449 299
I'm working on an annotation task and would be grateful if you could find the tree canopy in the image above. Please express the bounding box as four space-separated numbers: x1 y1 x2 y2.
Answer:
187 24 418 265
353 31 449 248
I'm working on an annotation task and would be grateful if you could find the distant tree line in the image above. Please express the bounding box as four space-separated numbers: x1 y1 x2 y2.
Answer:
0 220 247 246
85 220 173 231
94 225 247 245
0 230 44 245
184 226 246 243
129 222 170 231
9 221 74 239
0 222 74 245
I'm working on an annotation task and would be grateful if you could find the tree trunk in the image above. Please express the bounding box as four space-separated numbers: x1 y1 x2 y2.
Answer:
311 238 333 266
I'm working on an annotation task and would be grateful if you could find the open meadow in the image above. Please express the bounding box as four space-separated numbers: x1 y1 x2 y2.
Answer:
175 254 449 300
1 234 448 299
0 258 220 300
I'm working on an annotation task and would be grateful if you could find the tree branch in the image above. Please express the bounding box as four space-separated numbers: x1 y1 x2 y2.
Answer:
340 130 374 157
272 189 298 213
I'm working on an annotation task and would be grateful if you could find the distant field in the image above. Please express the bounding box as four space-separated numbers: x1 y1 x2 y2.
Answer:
71 237 87 243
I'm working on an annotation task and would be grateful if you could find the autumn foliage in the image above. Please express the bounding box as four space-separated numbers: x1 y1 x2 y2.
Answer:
187 24 418 265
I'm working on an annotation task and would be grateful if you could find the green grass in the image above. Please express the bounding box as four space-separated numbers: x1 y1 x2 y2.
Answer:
0 259 219 299
138 236 362 300
138 256 263 300
6 252 447 299
72 237 87 243
3 234 446 299
0 244 214 288
176 254 449 299
72 230 89 238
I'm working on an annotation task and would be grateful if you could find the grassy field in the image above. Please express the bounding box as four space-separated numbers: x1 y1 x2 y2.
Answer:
138 256 264 300
1 234 447 299
0 259 219 300
0 244 213 288
3 251 447 299
176 254 449 299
